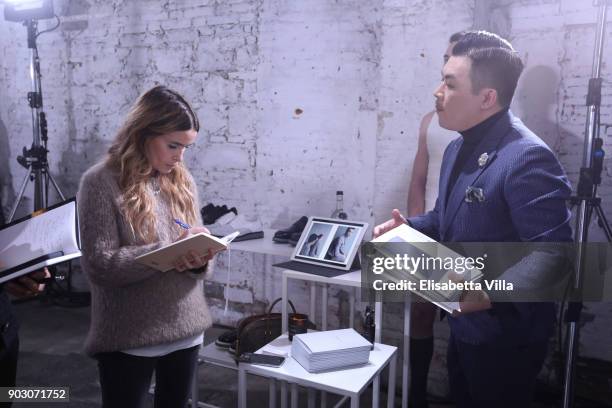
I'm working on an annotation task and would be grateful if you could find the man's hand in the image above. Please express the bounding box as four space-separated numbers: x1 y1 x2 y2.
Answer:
453 289 492 316
4 268 51 299
373 209 407 238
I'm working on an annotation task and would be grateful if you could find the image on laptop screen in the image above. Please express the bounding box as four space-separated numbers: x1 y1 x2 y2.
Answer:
292 217 368 271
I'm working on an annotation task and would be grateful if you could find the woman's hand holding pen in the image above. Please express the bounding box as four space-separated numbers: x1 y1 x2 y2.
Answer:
177 225 210 240
174 225 215 272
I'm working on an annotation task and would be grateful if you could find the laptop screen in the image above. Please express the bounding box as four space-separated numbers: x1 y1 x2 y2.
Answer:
291 217 368 271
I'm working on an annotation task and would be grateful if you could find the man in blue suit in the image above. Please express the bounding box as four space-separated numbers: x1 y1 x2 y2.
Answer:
375 32 572 407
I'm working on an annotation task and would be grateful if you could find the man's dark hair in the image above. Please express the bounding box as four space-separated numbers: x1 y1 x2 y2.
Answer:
451 31 523 107
452 30 513 52
449 31 467 43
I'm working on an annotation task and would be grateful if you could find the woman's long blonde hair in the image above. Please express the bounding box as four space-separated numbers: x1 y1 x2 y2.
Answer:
106 85 200 243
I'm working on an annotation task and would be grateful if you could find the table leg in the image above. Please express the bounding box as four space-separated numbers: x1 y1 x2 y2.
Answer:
281 381 287 408
321 283 329 408
282 274 288 333
307 388 315 408
374 292 382 343
269 379 277 408
310 283 316 325
402 292 411 408
387 351 398 408
349 288 355 328
373 376 380 408
238 366 247 408
291 383 298 408
322 284 328 330
350 395 359 408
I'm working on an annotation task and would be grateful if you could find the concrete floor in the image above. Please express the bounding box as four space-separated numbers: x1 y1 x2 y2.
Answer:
12 296 606 408
11 298 413 408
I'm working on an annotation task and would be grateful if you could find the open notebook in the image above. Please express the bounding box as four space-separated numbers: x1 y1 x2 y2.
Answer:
136 231 239 272
0 198 81 284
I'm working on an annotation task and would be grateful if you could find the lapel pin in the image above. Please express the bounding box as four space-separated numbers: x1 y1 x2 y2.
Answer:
478 152 489 168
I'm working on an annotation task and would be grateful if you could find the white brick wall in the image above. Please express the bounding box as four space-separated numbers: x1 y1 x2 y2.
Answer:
1 0 611 395
374 0 473 219
505 0 612 363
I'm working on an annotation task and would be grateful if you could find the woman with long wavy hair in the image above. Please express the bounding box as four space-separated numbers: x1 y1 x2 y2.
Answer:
78 85 214 408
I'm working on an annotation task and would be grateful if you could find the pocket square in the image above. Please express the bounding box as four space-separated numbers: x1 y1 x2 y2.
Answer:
465 186 485 203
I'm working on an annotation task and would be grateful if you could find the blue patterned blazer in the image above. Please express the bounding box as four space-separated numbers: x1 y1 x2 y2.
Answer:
408 110 573 345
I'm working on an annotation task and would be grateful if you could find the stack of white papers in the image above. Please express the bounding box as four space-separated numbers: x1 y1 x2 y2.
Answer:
259 336 291 357
291 329 371 373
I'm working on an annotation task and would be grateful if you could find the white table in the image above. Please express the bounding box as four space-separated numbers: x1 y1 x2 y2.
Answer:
279 268 385 407
198 231 406 407
194 230 293 407
229 229 294 257
238 333 397 408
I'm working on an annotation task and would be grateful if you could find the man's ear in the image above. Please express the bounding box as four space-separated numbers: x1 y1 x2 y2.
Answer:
480 88 498 110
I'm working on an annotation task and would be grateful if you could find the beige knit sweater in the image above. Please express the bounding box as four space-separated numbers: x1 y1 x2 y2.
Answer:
77 162 213 356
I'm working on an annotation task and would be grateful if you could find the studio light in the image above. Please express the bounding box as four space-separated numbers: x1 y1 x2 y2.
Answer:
4 0 64 220
3 0 54 22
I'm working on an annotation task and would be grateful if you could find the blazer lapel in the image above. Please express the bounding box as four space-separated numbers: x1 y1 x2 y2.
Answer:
440 111 514 237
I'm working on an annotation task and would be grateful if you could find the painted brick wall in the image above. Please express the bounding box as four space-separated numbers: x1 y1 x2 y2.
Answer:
0 0 387 345
1 0 611 397
502 0 612 364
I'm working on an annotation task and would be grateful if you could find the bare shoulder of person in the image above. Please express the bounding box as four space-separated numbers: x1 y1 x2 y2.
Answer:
421 111 436 132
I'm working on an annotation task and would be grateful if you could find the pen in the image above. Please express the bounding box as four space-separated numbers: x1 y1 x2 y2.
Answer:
174 218 191 230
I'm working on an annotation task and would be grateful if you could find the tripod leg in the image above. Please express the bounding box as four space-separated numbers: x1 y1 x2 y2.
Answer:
8 166 33 222
563 320 579 408
586 205 594 229
46 167 66 201
593 204 612 242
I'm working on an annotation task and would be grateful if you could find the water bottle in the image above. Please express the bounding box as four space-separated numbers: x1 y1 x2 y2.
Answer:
330 191 348 219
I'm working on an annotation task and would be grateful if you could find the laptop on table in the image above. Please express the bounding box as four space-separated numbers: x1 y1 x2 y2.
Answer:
274 217 368 278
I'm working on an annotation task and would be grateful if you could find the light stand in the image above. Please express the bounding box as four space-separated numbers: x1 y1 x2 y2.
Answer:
563 1 610 407
7 17 64 222
3 4 87 307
